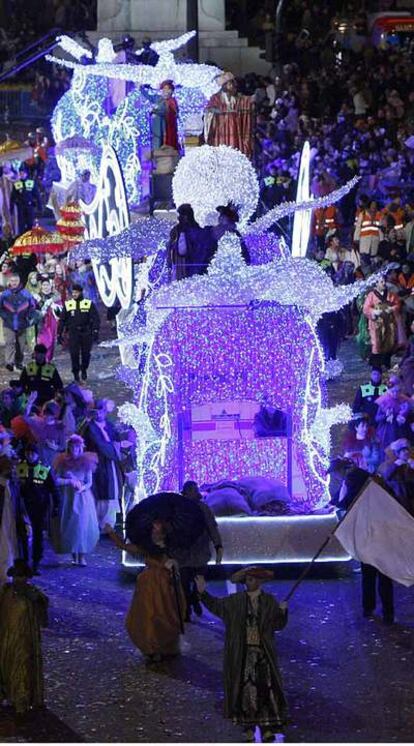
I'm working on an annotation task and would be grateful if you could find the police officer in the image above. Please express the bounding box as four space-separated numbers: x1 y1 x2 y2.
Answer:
352 368 387 424
16 442 59 575
58 283 100 382
9 164 42 236
19 343 63 406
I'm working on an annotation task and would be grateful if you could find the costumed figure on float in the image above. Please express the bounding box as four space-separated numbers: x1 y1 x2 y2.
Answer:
204 71 255 159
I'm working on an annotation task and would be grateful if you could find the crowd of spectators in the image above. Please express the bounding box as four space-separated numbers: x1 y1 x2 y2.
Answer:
30 67 72 111
233 3 414 226
0 0 96 94
0 0 97 41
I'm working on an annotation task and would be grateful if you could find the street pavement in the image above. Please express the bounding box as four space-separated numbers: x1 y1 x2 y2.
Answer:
0 332 413 742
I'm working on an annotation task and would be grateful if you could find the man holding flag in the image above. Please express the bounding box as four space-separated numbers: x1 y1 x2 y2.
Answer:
337 467 394 624
335 463 414 625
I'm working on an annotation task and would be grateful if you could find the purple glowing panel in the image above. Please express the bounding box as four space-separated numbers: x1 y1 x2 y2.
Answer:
144 302 329 509
183 439 288 486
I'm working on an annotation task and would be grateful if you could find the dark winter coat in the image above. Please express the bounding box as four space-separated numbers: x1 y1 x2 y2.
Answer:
84 420 122 502
380 462 414 517
0 288 36 332
200 589 288 721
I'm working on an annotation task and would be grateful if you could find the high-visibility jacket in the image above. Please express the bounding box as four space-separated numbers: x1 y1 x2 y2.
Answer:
324 205 338 232
19 360 63 405
58 296 100 338
359 383 387 399
398 272 414 290
64 298 92 313
313 206 338 237
24 361 56 381
353 206 366 229
357 210 382 239
313 208 325 236
16 461 51 485
382 206 405 231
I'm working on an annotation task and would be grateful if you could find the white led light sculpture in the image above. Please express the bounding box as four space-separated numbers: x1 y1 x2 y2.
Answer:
47 31 222 98
172 145 260 229
291 141 312 258
56 35 93 60
81 145 133 311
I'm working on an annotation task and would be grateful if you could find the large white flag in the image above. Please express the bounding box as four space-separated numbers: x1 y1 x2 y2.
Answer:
335 478 414 587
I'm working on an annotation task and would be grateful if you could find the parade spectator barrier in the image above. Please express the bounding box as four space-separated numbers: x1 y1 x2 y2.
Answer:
0 87 46 123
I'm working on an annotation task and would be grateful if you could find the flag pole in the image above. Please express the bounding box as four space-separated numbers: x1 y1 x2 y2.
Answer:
283 534 333 602
283 476 377 602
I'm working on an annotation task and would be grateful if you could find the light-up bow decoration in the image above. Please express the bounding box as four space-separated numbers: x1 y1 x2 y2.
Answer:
80 145 133 310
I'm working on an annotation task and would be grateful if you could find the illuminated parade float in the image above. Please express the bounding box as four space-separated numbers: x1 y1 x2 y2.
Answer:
55 33 374 564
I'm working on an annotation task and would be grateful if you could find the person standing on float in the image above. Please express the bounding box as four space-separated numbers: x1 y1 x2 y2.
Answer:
140 79 180 152
204 71 255 159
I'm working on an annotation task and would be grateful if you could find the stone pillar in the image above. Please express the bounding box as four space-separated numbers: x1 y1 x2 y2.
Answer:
98 0 225 33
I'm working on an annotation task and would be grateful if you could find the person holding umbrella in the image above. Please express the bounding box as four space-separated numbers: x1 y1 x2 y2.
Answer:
105 518 186 663
104 490 205 663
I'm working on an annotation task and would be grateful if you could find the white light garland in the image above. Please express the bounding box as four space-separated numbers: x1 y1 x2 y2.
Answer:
117 347 174 496
172 145 259 229
71 217 171 262
47 31 222 97
310 403 352 455
131 233 384 339
92 257 133 310
56 35 92 60
323 358 344 380
80 145 133 309
244 176 360 236
135 31 196 56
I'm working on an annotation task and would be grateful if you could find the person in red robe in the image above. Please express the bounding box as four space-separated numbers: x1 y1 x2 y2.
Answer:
141 79 180 152
204 72 255 159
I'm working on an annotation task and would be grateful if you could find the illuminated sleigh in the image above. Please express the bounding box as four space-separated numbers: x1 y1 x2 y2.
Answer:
118 235 354 564
72 143 368 563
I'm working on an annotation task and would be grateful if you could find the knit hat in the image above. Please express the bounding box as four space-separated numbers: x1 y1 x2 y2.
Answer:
230 566 274 584
34 343 47 354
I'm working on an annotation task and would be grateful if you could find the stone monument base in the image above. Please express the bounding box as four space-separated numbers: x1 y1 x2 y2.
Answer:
97 0 270 75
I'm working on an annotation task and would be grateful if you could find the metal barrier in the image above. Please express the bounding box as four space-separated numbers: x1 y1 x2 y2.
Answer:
0 88 48 124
